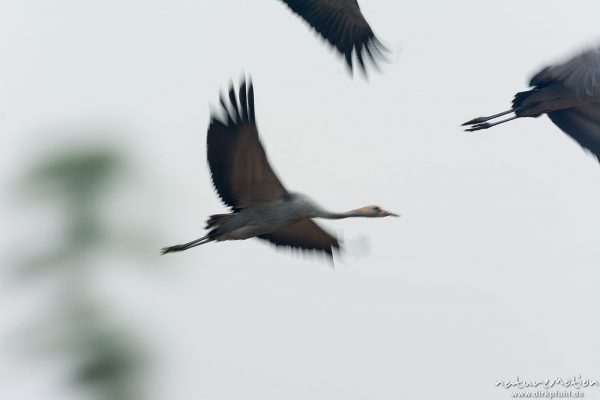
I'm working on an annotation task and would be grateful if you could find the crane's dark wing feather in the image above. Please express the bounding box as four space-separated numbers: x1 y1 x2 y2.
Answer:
258 218 340 258
207 80 288 210
548 102 600 162
530 46 600 98
279 0 386 74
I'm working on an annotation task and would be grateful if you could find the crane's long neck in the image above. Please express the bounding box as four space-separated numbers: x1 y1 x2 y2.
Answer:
316 209 365 219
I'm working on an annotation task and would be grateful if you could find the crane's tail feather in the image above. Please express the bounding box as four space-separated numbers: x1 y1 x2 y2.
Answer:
160 235 214 255
205 213 234 229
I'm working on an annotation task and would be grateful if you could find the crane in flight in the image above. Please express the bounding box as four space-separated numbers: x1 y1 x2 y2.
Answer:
161 78 397 259
463 45 600 162
278 0 388 75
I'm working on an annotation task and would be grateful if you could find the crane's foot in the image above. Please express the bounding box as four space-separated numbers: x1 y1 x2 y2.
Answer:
462 109 517 131
462 116 489 126
160 245 186 255
464 122 491 132
160 235 212 255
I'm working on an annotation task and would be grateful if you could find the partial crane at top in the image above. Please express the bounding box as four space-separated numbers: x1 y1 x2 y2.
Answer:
279 0 388 76
463 45 600 163
161 77 397 260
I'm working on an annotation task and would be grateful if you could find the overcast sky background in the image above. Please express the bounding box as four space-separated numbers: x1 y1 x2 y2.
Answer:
2 0 600 399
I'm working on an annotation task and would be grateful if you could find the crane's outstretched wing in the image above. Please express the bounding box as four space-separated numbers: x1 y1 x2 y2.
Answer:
530 46 600 98
259 218 340 258
207 79 288 210
548 102 600 162
279 0 386 74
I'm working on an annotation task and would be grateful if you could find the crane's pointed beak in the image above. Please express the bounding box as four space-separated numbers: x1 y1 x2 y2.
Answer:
383 210 400 217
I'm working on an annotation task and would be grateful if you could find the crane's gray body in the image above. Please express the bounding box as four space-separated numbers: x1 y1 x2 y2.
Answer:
215 193 323 240
515 84 600 118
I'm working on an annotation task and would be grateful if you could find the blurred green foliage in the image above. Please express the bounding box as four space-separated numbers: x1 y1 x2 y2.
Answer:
16 146 148 400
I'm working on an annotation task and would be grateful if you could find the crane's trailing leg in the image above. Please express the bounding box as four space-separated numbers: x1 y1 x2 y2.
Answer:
464 115 520 132
161 213 233 254
161 235 214 255
462 109 515 126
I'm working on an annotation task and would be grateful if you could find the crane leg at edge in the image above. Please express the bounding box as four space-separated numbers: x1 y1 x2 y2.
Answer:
464 115 520 132
462 109 515 126
161 235 214 255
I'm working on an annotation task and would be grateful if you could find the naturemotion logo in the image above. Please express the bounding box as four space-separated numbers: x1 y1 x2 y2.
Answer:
495 375 599 390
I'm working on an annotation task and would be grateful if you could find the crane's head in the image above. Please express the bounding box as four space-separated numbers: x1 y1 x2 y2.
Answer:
354 205 399 218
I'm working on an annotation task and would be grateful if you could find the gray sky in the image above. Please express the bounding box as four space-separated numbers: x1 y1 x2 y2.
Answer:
2 0 600 399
